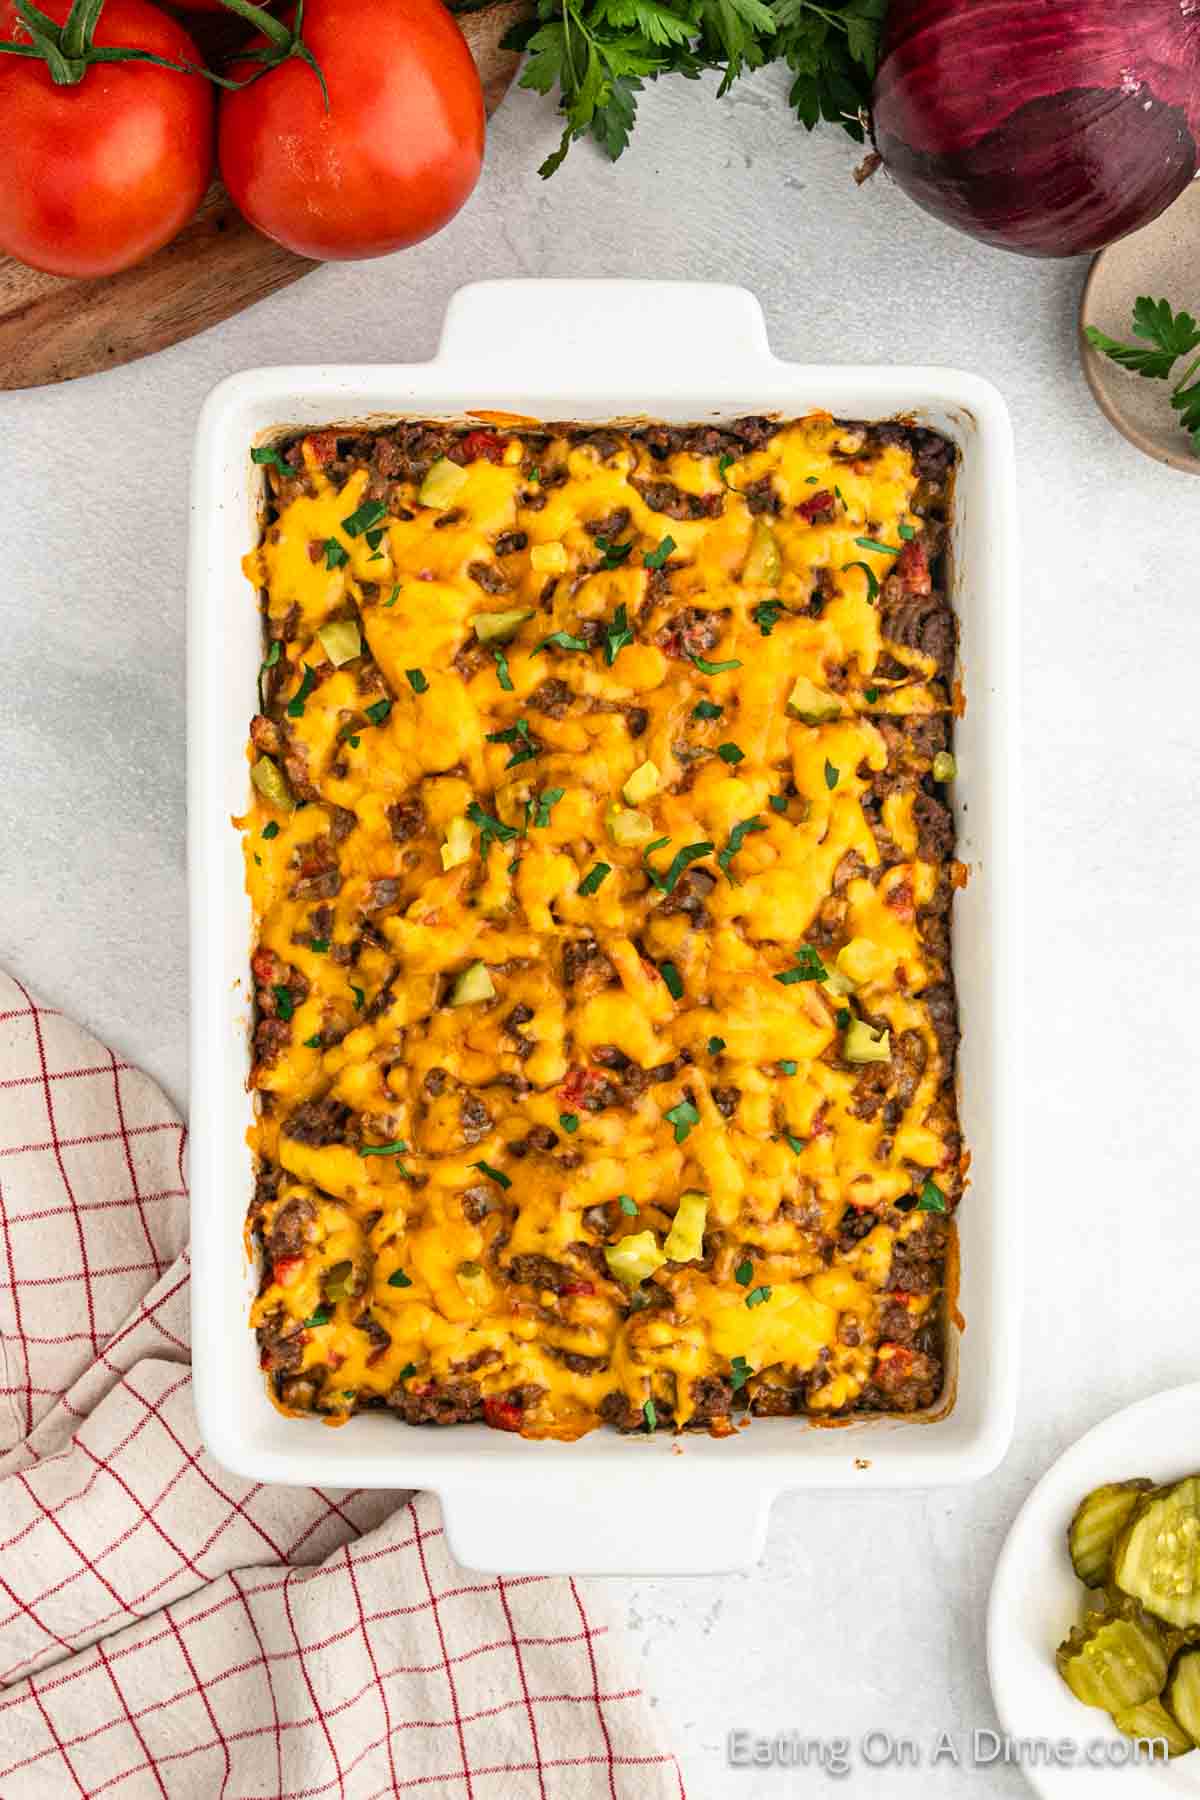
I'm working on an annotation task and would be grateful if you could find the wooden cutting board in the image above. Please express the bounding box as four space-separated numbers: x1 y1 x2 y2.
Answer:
0 1 526 392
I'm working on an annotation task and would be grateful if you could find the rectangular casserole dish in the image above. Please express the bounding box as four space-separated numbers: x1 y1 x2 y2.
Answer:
188 279 1021 1576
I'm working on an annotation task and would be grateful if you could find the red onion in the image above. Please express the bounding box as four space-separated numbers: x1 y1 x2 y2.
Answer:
871 0 1200 257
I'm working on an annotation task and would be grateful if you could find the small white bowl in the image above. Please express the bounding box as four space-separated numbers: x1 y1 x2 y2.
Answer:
988 1384 1200 1799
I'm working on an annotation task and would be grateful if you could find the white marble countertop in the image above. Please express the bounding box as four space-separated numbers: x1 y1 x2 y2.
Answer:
4 66 1198 1797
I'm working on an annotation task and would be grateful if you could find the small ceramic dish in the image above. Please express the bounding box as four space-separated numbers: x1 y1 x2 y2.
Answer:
988 1383 1200 1800
1080 180 1200 476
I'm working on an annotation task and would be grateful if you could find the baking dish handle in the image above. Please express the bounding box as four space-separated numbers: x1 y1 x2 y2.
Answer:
439 1473 774 1577
435 279 776 384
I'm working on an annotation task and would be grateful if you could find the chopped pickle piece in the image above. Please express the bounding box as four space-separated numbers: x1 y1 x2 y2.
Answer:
843 1018 891 1064
251 755 293 810
1070 1481 1155 1588
604 1230 665 1287
1056 1602 1169 1711
317 619 362 667
786 675 842 724
324 1259 355 1301
1113 1479 1200 1627
622 760 660 806
530 542 568 574
663 1191 707 1263
837 937 882 986
1112 1698 1194 1756
418 457 469 509
473 607 533 644
932 750 957 782
449 961 495 1007
606 803 657 847
743 518 782 585
441 815 474 871
1165 1647 1200 1746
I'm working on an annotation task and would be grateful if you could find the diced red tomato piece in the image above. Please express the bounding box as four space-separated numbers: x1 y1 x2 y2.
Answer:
560 1280 595 1298
483 1397 524 1432
272 1255 304 1288
796 488 834 522
453 429 505 465
895 536 931 594
304 430 340 467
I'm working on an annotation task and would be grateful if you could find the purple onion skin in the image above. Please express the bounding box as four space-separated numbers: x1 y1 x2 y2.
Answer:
872 0 1200 257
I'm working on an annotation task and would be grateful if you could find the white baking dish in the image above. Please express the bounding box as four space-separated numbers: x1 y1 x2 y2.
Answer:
188 279 1021 1576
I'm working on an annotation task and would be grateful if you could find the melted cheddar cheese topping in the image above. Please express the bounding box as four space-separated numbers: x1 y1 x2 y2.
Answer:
241 415 961 1438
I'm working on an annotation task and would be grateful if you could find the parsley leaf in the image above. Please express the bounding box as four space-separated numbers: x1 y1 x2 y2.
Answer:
769 793 789 814
717 815 766 883
303 1306 332 1327
303 1034 323 1049
406 668 428 694
534 786 565 827
783 1132 806 1155
359 1139 409 1157
744 1284 772 1309
717 741 744 765
350 983 365 1009
854 535 900 557
824 758 839 789
917 1177 948 1213
258 638 281 708
579 862 611 895
643 1397 657 1432
844 560 879 603
324 539 349 570
251 445 293 474
692 700 722 721
536 630 590 653
752 599 785 636
472 1160 512 1189
488 717 537 769
619 1194 638 1215
730 1354 752 1392
271 984 294 1021
647 840 714 894
493 645 514 691
387 1269 413 1288
364 698 392 727
707 1035 726 1054
595 535 634 569
775 944 828 985
1086 297 1200 380
659 960 684 999
643 535 676 568
286 665 317 718
778 1059 797 1075
690 652 742 675
734 1258 753 1286
466 800 518 851
717 452 740 490
384 585 401 608
603 602 635 666
559 1111 580 1133
262 820 280 840
664 1098 700 1143
341 498 387 538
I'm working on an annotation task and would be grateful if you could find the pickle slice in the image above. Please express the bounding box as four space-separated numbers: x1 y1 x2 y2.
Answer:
1111 1697 1194 1757
1056 1601 1169 1711
1069 1481 1154 1588
1165 1648 1200 1747
1113 1478 1200 1628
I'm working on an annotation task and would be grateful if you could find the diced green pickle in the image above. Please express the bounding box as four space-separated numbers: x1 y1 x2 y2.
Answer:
473 607 533 644
418 457 469 509
1111 1697 1194 1757
1069 1481 1154 1587
1113 1478 1200 1628
251 755 293 810
663 1191 707 1263
843 1018 891 1064
786 675 841 725
324 1259 355 1302
449 961 495 1006
317 619 362 666
743 519 782 585
604 1231 665 1287
932 750 957 782
1166 1647 1200 1746
1056 1601 1169 1711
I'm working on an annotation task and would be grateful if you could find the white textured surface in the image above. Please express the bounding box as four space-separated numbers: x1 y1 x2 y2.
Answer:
2 65 1197 1797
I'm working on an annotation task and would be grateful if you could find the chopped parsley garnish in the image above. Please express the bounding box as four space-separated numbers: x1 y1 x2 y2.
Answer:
864 686 879 703
364 698 392 727
350 984 365 1010
642 1397 657 1432
717 816 766 883
595 535 633 569
286 665 317 718
716 741 744 765
619 1194 638 1215
493 645 514 691
804 475 819 485
397 1362 417 1379
384 585 401 608
309 938 330 953
324 539 349 570
734 1258 753 1286
783 1133 806 1155
845 560 879 603
717 453 739 490
603 603 634 666
643 535 676 569
365 527 385 553
303 1034 322 1048
271 985 294 1021
534 786 565 827
836 1007 851 1030
898 523 916 541
262 820 280 840
359 1139 409 1157
341 498 387 538
346 735 361 748
472 1160 511 1189
778 1059 797 1075
745 1284 772 1309
707 1036 726 1054
775 945 828 985
752 599 785 637
488 718 536 769
665 1098 700 1143
578 862 611 896
303 1307 332 1327
855 535 900 557
690 652 742 676
406 668 428 694
251 445 293 474
730 1355 752 1392
692 700 722 721
466 800 518 851
769 793 789 814
537 630 589 654
824 758 840 789
647 840 714 894
660 961 684 1000
258 638 281 707
918 1178 948 1214
559 1112 580 1134
387 1269 413 1289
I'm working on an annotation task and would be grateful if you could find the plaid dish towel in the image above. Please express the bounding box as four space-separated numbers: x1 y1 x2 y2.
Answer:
0 973 684 1798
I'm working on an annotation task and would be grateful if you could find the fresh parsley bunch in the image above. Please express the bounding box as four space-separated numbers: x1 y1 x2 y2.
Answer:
1086 297 1200 458
501 0 887 177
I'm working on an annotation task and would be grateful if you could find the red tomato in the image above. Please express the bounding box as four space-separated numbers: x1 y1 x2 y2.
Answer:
482 1398 524 1433
0 0 213 278
218 0 485 261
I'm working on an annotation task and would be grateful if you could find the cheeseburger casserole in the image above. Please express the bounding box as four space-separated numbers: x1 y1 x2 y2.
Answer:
241 413 962 1439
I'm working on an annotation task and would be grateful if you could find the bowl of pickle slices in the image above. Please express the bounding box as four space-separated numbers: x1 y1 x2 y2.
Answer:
988 1385 1200 1800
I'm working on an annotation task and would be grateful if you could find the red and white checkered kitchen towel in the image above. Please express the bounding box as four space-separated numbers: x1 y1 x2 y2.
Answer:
0 973 684 1798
